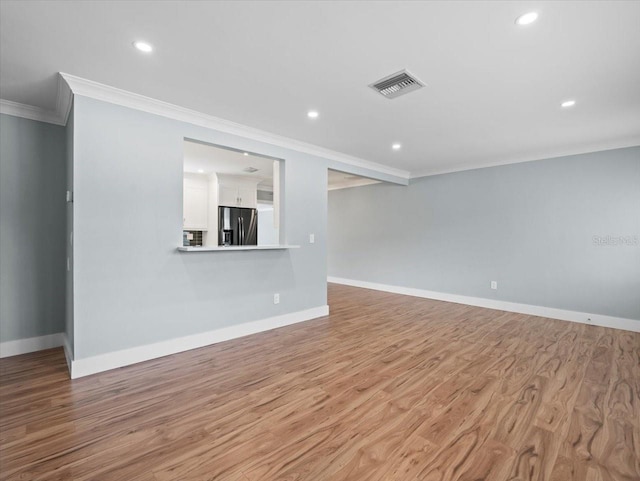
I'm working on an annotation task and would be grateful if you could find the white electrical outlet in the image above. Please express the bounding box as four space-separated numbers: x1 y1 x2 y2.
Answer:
309 233 315 244
273 293 280 304
491 281 498 290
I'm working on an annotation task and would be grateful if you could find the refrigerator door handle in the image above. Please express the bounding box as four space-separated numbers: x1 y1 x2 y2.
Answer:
248 210 257 245
240 217 245 245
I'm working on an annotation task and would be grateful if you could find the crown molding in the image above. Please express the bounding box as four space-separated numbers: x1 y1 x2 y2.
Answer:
4 73 637 181
59 73 410 180
0 99 66 126
55 72 73 125
409 139 640 179
0 74 73 126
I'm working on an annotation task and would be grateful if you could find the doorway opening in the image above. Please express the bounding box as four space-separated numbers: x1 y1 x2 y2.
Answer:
327 168 384 300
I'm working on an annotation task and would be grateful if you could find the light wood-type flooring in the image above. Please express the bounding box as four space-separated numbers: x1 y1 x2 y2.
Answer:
1 283 639 480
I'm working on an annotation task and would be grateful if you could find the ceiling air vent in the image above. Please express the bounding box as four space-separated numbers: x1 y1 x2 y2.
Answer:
243 167 259 173
369 69 425 99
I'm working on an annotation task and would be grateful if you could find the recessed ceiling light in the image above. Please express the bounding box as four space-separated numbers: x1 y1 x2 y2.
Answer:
307 110 319 119
197 169 204 173
515 12 539 26
561 99 576 108
243 152 249 156
392 143 402 151
133 41 153 53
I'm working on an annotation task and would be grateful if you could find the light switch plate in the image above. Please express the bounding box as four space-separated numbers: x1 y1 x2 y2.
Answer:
309 233 315 244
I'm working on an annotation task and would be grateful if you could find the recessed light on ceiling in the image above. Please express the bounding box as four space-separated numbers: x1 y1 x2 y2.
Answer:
561 99 576 108
392 143 402 151
197 169 204 173
307 110 319 119
133 41 153 53
515 12 539 26
243 152 249 156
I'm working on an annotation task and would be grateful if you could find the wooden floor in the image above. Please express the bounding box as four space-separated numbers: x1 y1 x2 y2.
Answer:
1 284 639 481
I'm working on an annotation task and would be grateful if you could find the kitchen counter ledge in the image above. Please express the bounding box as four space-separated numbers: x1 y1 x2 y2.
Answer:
177 245 300 252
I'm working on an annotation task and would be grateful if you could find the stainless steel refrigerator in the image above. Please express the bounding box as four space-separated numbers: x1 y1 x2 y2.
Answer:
218 206 258 246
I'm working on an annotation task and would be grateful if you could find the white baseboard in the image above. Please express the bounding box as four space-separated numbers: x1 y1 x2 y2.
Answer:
0 332 64 358
62 334 73 372
328 277 640 333
69 305 329 379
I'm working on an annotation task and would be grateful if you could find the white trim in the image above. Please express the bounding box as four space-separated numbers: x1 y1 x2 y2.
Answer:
328 277 640 333
177 244 299 252
0 74 72 126
62 334 73 372
3 75 637 182
69 305 329 379
0 99 66 126
55 73 73 125
58 73 410 180
409 141 640 179
0 333 64 358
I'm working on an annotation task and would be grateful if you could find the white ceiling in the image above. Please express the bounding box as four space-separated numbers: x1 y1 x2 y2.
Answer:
1 1 639 176
328 169 380 191
183 140 275 188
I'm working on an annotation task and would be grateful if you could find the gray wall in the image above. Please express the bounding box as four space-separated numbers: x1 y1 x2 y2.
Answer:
71 96 404 359
328 146 640 321
0 114 67 341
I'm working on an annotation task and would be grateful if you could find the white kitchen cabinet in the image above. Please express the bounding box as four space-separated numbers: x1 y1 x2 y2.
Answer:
218 185 240 207
237 185 257 208
183 174 209 230
217 176 258 208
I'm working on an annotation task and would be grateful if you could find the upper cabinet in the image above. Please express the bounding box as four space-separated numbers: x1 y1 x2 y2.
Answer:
218 184 242 207
183 173 209 230
217 175 259 209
